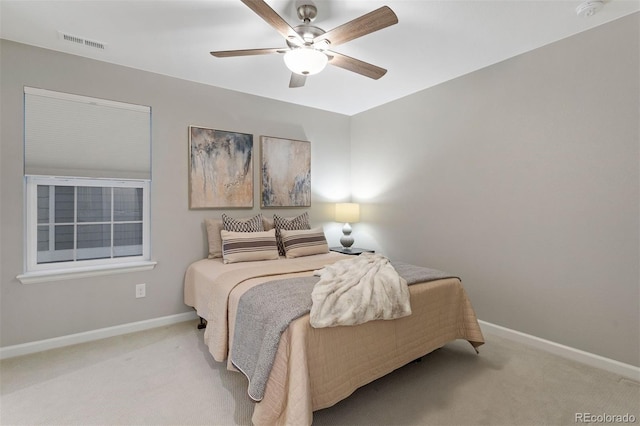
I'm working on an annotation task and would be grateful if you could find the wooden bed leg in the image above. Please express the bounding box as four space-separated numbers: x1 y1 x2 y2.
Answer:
197 317 207 330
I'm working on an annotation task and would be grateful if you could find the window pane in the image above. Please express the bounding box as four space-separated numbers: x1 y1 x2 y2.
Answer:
114 187 143 221
37 225 49 251
54 186 75 223
37 185 49 223
54 225 74 250
78 187 111 222
36 224 75 263
77 224 111 248
114 223 142 257
77 224 111 260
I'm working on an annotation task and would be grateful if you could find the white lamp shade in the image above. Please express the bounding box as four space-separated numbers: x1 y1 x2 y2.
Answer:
335 203 360 223
284 48 328 76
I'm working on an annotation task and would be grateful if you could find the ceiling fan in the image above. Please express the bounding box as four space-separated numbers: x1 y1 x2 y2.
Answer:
210 0 398 88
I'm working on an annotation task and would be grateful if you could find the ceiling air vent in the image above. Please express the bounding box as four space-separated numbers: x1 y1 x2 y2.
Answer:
58 31 107 50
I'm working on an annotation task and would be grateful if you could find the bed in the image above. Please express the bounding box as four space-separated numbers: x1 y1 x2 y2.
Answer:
184 243 485 425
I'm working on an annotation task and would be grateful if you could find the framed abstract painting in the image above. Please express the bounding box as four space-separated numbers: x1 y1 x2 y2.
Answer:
260 136 311 207
188 125 253 209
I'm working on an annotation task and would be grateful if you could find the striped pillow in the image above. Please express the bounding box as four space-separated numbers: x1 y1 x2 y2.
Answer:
280 227 329 259
222 213 264 232
206 215 272 258
273 212 310 255
221 229 279 264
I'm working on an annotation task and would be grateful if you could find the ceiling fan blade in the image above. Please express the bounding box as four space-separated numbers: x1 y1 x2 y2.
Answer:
289 73 306 88
241 0 304 45
210 48 286 58
314 6 398 47
326 51 387 80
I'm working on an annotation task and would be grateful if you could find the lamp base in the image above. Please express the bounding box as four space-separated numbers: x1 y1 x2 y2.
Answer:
340 222 354 248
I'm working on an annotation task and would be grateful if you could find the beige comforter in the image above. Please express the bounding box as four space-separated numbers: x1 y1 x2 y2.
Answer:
184 253 485 425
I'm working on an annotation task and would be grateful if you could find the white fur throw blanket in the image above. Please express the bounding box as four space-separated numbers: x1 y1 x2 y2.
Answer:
310 252 411 328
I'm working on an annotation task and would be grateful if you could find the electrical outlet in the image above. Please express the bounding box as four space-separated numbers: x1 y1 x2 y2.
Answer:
135 283 146 298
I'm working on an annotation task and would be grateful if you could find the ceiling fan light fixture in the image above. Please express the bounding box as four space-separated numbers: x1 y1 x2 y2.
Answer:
284 48 328 75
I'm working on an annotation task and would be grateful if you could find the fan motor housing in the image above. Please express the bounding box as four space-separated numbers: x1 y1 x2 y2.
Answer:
287 24 326 47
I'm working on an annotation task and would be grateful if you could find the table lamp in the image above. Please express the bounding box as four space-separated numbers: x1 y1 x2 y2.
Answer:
335 203 360 249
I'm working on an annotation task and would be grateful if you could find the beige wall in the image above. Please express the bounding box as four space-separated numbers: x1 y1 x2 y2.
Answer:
350 13 639 366
0 40 350 347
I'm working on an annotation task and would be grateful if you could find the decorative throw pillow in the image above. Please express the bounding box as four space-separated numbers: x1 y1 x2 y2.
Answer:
205 214 269 259
262 216 275 231
205 218 224 259
221 229 279 264
222 213 264 232
280 227 329 259
273 212 311 255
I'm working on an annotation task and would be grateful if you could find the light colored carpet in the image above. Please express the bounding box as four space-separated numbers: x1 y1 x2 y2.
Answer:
1 319 638 425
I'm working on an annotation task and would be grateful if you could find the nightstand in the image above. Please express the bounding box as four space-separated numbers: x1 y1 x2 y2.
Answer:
329 247 375 256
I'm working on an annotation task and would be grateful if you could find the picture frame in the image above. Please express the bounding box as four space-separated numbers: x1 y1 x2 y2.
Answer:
188 125 253 209
260 136 311 208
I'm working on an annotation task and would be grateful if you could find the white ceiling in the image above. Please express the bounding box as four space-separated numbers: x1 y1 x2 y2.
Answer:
1 0 638 115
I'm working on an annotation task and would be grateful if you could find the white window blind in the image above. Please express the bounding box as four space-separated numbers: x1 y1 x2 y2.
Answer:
24 87 151 179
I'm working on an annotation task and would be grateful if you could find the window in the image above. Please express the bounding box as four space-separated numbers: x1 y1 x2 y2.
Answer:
19 87 154 283
26 176 150 272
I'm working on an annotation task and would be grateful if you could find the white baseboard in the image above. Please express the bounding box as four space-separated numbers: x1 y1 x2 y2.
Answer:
478 320 640 381
2 313 637 381
0 311 198 360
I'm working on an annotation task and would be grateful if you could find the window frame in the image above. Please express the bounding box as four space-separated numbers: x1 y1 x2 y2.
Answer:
19 175 154 284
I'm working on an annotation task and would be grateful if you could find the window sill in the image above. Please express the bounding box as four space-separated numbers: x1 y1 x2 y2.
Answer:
17 261 157 284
